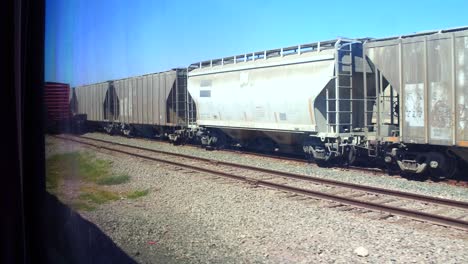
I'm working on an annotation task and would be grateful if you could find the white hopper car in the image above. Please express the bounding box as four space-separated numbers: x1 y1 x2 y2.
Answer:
187 39 370 155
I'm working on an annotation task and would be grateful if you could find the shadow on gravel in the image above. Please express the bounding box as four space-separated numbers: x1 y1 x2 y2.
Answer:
43 193 136 264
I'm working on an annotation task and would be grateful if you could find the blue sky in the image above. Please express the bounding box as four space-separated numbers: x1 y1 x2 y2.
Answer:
45 0 468 87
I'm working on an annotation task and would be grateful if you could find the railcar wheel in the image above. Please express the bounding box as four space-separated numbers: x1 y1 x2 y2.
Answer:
104 124 115 135
209 131 226 150
429 155 458 181
120 124 134 137
316 159 330 168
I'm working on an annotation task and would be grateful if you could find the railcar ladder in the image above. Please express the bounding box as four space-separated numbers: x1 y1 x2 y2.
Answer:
186 96 196 126
175 70 189 126
185 69 196 126
364 68 399 133
326 40 354 134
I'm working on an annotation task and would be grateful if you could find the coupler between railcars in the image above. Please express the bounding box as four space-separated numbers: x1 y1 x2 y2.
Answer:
103 122 120 135
102 122 135 137
168 128 196 145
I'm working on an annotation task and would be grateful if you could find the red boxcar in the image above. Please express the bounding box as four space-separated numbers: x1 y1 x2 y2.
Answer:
44 82 72 132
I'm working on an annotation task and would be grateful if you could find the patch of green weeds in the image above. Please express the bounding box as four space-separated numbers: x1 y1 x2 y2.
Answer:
46 152 126 189
79 187 120 204
46 152 82 193
97 174 130 185
126 189 150 199
46 151 147 211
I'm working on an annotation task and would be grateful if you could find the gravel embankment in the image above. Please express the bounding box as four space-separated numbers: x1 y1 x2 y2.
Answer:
81 132 468 202
45 135 468 263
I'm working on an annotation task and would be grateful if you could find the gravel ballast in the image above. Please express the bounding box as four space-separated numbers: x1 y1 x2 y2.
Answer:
82 132 468 202
46 135 468 263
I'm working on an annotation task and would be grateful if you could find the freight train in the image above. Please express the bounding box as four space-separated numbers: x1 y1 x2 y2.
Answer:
67 26 468 180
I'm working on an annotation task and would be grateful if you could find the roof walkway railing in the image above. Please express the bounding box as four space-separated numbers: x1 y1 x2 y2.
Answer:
189 38 364 70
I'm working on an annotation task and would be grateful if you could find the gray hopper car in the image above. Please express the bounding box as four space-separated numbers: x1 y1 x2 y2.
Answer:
71 68 196 139
362 27 468 179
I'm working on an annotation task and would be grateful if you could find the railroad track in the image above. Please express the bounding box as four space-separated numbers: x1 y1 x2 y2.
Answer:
92 132 386 175
221 148 386 175
222 147 468 186
90 133 467 183
52 134 468 231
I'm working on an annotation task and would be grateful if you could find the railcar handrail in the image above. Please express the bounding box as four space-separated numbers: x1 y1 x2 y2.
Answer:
366 25 468 43
189 38 366 70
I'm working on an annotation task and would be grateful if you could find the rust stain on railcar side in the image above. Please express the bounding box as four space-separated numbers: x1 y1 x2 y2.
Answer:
383 136 400 143
308 97 316 126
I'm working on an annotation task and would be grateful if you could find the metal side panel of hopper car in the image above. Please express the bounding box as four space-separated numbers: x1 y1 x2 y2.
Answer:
188 49 336 134
113 69 185 127
74 82 108 122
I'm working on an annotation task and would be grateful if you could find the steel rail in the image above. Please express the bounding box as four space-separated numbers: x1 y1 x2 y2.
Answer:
222 148 385 175
57 135 468 210
221 148 309 163
53 135 468 231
